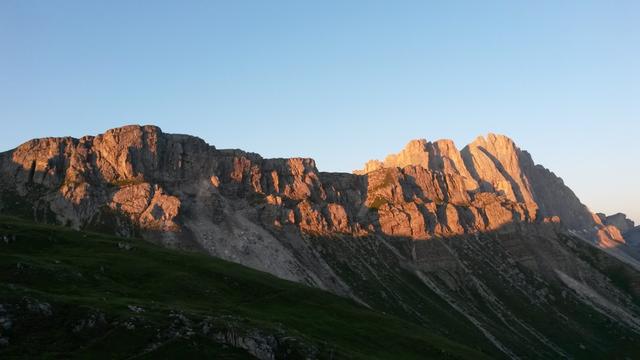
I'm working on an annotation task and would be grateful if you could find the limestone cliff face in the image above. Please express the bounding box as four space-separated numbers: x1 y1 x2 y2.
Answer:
356 133 628 245
0 126 629 250
0 125 206 232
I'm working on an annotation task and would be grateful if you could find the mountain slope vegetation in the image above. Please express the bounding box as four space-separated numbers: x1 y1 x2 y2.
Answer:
0 216 489 359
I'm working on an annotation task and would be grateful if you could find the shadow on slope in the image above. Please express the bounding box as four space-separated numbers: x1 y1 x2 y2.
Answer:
304 224 640 359
0 216 489 360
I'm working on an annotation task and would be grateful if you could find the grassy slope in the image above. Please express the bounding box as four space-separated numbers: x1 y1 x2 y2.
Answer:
0 216 489 359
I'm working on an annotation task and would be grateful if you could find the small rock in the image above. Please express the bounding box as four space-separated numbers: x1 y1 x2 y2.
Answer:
24 298 52 316
117 242 133 251
72 312 106 333
0 316 12 331
0 304 11 333
127 305 145 313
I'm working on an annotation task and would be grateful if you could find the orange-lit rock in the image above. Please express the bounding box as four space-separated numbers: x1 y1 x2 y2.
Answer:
0 125 630 246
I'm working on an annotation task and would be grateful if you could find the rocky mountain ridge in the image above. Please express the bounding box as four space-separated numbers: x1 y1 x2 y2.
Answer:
1 124 639 359
0 126 631 245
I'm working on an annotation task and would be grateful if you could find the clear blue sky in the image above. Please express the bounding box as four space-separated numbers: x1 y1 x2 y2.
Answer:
1 1 638 222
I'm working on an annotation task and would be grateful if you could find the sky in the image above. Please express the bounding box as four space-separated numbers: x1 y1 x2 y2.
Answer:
0 1 638 222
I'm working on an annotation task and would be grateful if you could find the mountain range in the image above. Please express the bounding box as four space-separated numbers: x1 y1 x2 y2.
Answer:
1 124 639 359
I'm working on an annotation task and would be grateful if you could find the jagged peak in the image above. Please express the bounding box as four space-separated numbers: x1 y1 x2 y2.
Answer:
0 124 629 248
465 133 521 159
404 138 429 148
355 134 521 175
401 138 459 151
470 133 516 146
103 124 162 135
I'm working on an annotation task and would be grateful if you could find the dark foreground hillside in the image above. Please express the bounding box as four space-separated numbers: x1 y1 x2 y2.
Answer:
0 216 488 359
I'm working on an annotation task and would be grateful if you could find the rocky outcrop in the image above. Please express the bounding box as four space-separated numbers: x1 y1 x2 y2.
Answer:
0 125 207 231
356 133 626 245
110 183 181 232
355 138 478 189
0 126 629 250
599 213 635 234
462 135 538 218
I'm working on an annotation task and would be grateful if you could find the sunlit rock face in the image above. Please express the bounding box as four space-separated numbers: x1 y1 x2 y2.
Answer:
0 124 635 286
355 133 628 245
0 126 630 247
0 125 204 232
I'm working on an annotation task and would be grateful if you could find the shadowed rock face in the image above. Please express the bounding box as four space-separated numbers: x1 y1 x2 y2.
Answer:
625 226 640 248
2 125 640 359
600 213 636 233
